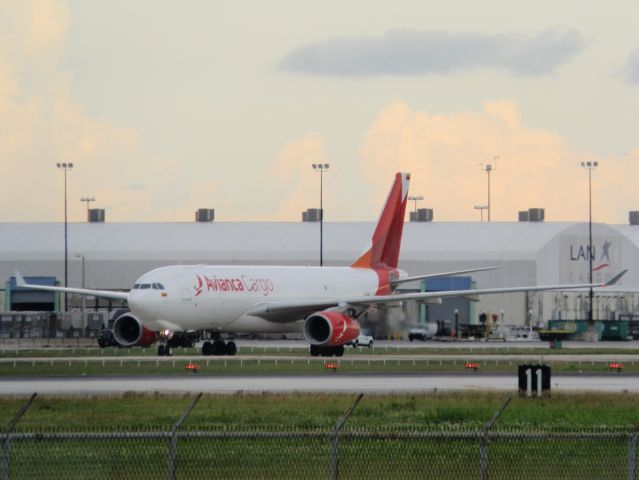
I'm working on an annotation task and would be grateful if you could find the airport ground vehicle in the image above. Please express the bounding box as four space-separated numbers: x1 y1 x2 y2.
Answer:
408 324 438 341
96 328 118 348
350 334 374 348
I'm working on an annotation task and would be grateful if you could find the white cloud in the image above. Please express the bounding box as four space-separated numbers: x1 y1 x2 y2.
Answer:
0 0 194 222
358 100 639 223
264 133 335 221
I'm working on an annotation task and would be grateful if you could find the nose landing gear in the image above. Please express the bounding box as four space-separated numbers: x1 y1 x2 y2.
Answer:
156 331 197 356
157 344 173 356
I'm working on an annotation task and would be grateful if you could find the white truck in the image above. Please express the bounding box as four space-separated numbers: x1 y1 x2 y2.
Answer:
408 324 438 341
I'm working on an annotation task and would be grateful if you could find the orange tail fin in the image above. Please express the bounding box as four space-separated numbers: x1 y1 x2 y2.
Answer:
352 172 410 270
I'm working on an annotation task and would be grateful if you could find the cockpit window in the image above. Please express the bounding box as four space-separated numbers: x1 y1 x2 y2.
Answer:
134 283 164 290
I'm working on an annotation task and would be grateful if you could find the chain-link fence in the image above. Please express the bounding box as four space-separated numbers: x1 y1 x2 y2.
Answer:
2 393 639 479
2 428 639 479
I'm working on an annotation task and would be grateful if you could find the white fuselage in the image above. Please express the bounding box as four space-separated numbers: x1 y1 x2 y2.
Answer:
127 265 388 334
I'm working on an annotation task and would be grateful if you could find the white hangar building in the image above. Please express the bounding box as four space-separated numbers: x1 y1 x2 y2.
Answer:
1 219 638 332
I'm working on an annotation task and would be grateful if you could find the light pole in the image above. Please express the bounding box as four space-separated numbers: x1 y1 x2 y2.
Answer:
454 308 459 340
408 195 424 214
474 205 488 222
481 156 498 222
81 196 95 222
581 160 598 335
56 162 73 312
75 254 85 335
312 163 329 266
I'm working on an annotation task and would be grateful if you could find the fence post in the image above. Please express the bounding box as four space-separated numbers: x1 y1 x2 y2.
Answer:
2 392 37 480
331 393 364 480
167 392 203 480
629 433 638 480
480 397 511 480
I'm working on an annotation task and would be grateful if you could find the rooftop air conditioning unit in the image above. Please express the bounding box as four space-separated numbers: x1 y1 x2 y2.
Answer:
88 209 105 223
416 208 433 222
302 208 322 222
528 208 545 222
195 209 215 222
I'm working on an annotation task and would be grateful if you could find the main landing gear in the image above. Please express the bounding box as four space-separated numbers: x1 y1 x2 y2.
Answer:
310 345 344 357
154 331 237 357
201 339 237 356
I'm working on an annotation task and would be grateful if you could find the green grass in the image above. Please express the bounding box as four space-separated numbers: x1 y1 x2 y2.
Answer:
2 391 639 431
2 392 638 479
0 356 637 376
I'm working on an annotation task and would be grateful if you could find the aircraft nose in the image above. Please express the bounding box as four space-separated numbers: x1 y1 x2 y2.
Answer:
128 291 156 318
127 290 143 310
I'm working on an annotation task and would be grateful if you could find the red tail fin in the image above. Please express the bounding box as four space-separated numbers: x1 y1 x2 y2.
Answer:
352 172 410 270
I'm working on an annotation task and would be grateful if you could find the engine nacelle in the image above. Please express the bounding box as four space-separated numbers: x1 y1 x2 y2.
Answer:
304 311 360 346
112 313 157 347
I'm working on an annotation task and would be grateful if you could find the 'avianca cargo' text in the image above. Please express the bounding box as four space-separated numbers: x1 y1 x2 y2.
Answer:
194 275 274 297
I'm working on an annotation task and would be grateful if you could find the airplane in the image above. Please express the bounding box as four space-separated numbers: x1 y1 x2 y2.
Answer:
15 172 627 357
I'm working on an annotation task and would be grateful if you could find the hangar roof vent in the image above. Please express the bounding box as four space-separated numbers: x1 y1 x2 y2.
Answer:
518 208 545 222
302 208 322 222
409 208 433 222
196 209 215 222
88 208 105 223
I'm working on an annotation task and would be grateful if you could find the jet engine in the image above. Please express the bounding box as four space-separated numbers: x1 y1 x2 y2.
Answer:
112 313 157 347
303 311 360 346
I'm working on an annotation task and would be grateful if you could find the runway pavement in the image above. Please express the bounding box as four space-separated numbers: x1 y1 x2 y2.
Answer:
2 373 639 396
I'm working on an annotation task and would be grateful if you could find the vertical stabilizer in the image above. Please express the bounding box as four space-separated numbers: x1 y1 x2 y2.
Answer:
352 172 410 270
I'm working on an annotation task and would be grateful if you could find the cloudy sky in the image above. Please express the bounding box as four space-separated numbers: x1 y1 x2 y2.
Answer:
1 0 638 223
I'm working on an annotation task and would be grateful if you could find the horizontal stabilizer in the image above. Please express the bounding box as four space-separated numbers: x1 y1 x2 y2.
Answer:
391 266 499 286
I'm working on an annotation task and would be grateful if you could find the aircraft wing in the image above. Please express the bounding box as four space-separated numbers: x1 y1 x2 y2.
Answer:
14 271 129 302
346 269 627 307
249 270 628 323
